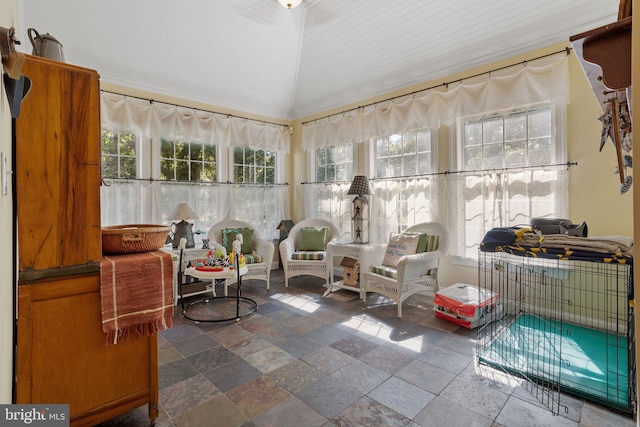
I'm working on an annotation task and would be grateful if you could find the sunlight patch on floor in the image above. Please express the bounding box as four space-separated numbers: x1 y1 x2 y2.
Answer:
342 313 423 353
269 292 321 313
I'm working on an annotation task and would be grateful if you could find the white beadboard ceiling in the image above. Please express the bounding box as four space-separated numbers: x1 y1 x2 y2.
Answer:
20 0 619 121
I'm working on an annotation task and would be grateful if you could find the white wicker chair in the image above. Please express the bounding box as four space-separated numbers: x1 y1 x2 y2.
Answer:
208 219 275 294
279 219 339 288
363 222 449 318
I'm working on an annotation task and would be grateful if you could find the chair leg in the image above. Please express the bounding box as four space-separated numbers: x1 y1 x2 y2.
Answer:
397 302 402 318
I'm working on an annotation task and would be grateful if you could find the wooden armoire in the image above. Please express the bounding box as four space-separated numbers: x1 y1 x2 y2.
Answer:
15 55 158 426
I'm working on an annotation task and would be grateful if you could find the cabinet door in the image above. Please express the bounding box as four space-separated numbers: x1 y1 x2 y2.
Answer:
15 55 102 274
17 275 157 422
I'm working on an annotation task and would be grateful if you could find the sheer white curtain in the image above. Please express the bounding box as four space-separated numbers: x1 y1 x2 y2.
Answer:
370 177 437 242
229 184 290 240
301 54 570 256
100 92 291 241
448 169 569 259
302 55 568 149
304 182 351 241
101 93 290 152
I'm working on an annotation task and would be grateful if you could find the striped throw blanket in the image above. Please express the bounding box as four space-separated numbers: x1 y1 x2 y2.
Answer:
100 250 174 345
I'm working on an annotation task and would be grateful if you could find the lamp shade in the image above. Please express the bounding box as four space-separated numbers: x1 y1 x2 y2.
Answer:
277 0 302 9
168 203 199 221
347 175 373 195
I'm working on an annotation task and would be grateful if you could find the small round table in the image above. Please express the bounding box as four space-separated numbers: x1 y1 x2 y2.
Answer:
181 264 257 322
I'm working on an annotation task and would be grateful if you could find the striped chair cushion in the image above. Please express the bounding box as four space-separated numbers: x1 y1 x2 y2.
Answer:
243 252 263 264
291 251 325 260
370 264 397 279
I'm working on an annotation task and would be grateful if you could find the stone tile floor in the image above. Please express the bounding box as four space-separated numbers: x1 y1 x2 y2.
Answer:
98 269 636 427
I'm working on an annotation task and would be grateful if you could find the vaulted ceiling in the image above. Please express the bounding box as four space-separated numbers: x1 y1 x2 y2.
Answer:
21 0 619 121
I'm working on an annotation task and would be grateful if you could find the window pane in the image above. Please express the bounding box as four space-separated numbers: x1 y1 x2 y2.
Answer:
528 107 552 137
234 147 276 184
459 104 558 258
101 129 137 179
315 144 353 183
483 117 503 143
375 128 431 178
175 141 189 160
504 140 527 168
505 112 526 142
120 157 137 178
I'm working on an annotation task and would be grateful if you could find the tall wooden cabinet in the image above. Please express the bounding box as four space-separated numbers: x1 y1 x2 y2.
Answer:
15 55 158 426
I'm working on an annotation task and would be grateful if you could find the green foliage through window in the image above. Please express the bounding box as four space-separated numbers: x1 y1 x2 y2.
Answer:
101 129 137 179
161 138 217 181
315 144 353 182
374 129 431 178
233 147 275 184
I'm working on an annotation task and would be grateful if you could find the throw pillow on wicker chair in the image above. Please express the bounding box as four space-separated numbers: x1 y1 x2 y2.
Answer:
298 226 328 251
222 228 254 254
381 233 421 267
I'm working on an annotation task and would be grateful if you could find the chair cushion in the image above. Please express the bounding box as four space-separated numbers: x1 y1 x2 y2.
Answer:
243 251 263 264
382 233 421 267
222 228 253 254
370 264 397 279
298 226 328 251
291 251 325 260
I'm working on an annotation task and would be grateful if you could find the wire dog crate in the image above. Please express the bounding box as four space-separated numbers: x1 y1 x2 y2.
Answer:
476 251 636 416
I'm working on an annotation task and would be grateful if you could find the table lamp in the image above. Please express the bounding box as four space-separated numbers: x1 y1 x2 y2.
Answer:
168 203 199 248
347 175 373 244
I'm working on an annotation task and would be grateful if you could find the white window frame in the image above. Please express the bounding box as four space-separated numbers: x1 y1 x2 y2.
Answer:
451 102 567 263
372 128 437 179
227 147 282 184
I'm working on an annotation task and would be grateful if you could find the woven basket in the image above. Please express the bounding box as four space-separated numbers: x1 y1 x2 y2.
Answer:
102 224 171 254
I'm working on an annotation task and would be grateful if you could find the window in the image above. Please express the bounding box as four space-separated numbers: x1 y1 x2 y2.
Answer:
160 138 216 181
462 105 553 171
101 129 137 179
455 103 566 259
316 144 354 182
372 128 435 234
374 128 432 178
233 147 276 184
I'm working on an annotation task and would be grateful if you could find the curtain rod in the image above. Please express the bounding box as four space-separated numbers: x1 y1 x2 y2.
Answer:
101 177 289 186
300 161 577 184
301 47 572 126
100 89 289 129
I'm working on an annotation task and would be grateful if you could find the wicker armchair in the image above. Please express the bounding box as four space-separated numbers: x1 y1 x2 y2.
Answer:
279 218 339 288
363 222 449 318
208 219 275 293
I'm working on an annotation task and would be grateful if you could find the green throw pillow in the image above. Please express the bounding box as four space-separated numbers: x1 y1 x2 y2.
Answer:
222 228 254 254
298 226 328 251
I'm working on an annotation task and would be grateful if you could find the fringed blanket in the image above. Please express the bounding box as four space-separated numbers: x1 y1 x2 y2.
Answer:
100 250 174 345
480 227 633 263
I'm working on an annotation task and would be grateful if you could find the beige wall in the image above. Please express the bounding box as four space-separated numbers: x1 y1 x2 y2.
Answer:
0 0 18 404
288 41 635 287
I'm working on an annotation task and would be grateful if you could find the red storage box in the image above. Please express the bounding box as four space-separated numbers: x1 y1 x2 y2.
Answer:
434 283 499 329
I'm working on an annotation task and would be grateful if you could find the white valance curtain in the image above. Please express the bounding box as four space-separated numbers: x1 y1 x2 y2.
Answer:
101 93 291 152
302 55 569 150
